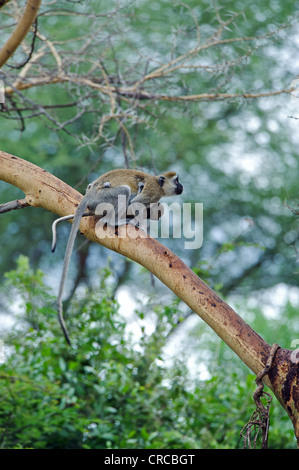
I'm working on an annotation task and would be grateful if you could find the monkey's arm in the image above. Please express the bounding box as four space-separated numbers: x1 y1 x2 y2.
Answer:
127 181 165 221
129 192 154 206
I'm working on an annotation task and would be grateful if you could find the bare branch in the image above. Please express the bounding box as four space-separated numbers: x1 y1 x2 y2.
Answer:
0 198 29 213
4 71 293 103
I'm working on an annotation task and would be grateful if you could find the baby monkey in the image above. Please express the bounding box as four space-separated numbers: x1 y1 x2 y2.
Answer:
53 168 183 345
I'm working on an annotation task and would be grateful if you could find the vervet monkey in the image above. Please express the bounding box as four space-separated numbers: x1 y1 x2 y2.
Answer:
53 169 183 345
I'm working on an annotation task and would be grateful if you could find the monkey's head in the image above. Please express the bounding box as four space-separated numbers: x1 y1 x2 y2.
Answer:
158 172 183 197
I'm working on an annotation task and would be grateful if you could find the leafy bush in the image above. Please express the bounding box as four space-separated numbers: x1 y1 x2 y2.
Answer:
0 256 296 448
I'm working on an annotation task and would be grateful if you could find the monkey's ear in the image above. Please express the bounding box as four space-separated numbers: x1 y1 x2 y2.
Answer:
158 176 165 187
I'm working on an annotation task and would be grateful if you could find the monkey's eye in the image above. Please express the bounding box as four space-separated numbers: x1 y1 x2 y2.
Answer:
87 183 92 190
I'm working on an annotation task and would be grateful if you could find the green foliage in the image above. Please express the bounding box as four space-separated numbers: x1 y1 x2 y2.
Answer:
1 0 299 450
0 257 296 449
1 0 299 294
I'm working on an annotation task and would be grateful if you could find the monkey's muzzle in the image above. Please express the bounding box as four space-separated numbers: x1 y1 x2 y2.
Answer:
176 182 183 195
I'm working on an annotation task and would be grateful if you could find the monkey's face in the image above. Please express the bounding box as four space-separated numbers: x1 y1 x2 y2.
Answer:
159 173 183 197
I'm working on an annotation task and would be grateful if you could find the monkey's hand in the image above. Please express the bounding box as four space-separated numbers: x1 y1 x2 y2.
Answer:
124 202 164 228
146 202 165 220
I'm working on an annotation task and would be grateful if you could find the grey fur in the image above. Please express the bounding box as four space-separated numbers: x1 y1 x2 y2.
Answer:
57 195 91 345
56 183 132 345
54 171 182 345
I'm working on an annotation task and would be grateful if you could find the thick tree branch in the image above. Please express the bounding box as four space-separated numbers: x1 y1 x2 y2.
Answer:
0 0 42 68
0 150 298 444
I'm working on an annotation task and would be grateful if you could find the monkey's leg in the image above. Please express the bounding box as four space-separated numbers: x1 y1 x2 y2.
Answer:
95 185 131 226
137 181 144 194
51 212 93 252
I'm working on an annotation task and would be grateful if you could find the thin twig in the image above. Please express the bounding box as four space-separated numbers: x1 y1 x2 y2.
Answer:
0 198 30 214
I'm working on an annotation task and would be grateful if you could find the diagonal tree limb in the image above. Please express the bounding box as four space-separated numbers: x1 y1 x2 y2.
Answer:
0 150 298 444
0 0 42 68
0 0 13 10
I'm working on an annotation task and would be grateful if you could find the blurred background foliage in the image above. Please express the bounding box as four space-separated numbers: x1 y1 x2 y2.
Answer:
0 256 295 448
0 0 299 448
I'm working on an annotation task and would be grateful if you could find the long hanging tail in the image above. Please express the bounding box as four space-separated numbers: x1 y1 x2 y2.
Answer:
51 214 75 252
57 198 88 345
58 297 72 346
